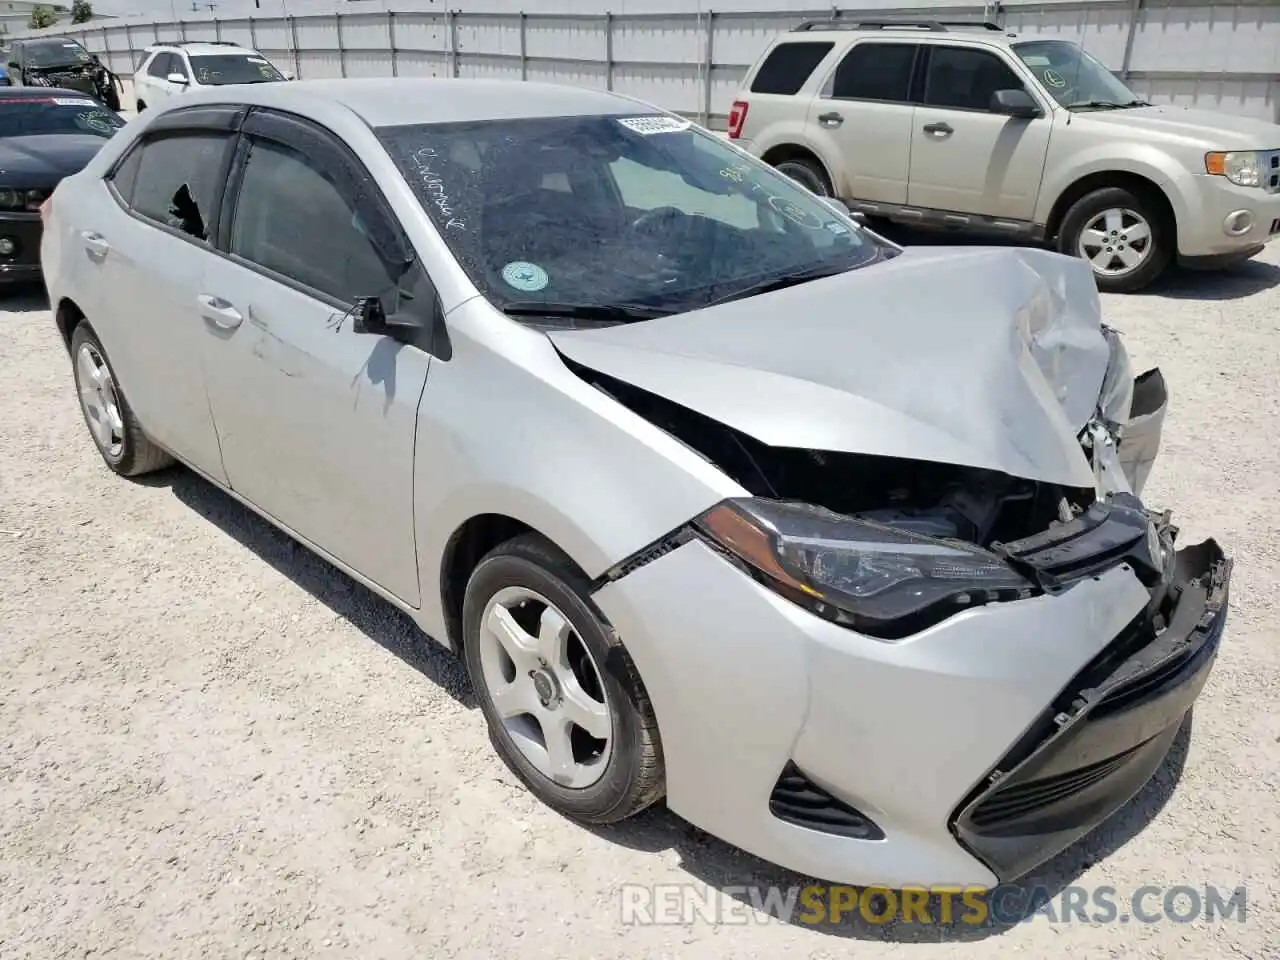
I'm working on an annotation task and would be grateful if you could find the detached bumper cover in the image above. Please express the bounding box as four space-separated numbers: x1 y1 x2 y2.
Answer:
951 536 1231 881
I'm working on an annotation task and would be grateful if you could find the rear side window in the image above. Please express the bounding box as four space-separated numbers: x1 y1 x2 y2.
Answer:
127 133 230 241
749 42 834 96
830 43 919 102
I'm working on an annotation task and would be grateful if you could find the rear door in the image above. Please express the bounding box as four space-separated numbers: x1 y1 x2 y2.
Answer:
735 39 836 149
197 108 433 604
71 106 240 480
906 43 1053 221
806 40 921 204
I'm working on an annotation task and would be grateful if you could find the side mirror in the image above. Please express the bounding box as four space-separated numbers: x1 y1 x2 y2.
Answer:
166 73 189 85
352 296 423 339
990 88 1041 119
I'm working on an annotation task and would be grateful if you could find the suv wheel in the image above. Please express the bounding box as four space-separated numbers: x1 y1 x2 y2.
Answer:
774 157 833 197
1058 187 1172 293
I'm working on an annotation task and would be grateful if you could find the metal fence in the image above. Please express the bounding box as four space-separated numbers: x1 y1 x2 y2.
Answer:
14 0 1280 128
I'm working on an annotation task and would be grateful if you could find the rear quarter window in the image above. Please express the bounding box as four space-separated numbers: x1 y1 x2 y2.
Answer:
749 41 835 96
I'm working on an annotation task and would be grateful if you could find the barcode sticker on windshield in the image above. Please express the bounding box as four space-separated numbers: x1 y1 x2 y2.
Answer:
53 98 97 106
616 115 691 136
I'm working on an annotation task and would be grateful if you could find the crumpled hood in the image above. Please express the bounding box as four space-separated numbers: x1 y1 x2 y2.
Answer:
1082 105 1280 149
548 245 1112 488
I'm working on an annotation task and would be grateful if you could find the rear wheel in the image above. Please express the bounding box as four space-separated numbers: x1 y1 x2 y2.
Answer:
773 156 833 197
1058 186 1172 293
462 533 664 824
70 324 172 477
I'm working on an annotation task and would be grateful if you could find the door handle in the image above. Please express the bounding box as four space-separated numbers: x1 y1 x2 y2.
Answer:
817 111 844 128
197 294 244 330
81 231 110 258
923 121 954 136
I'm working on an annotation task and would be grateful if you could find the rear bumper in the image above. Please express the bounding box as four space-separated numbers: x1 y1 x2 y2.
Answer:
952 537 1230 881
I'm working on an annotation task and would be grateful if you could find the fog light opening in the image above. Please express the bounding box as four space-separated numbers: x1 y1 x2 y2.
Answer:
0 237 15 257
1223 210 1255 237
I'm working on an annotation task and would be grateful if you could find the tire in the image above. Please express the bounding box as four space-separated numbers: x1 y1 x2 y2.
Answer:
1057 186 1172 293
102 84 121 112
462 532 664 824
773 155 833 197
69 323 173 477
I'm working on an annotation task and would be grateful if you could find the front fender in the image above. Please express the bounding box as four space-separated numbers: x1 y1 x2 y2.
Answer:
411 301 743 644
1038 145 1192 229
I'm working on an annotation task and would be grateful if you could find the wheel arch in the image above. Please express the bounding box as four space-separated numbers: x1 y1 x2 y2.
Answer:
55 297 88 353
438 512 541 655
761 143 835 190
1045 170 1178 246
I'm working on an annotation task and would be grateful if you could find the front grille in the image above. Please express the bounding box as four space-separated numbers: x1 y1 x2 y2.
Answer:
768 762 884 840
1262 149 1280 194
967 741 1146 830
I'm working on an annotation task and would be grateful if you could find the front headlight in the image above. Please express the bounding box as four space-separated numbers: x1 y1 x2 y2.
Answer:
1205 151 1262 187
694 498 1035 639
0 188 47 212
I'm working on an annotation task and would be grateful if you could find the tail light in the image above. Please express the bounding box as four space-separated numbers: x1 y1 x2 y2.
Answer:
39 195 53 224
727 100 749 140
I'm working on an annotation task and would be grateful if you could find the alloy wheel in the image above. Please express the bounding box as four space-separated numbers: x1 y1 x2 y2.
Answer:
1077 207 1153 278
75 342 125 460
476 585 613 789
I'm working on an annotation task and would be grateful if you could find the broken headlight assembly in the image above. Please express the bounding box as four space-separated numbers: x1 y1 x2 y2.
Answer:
694 498 1036 640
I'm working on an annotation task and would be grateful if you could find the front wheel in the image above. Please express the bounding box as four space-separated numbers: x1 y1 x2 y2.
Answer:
462 533 664 824
1057 186 1172 293
101 84 121 112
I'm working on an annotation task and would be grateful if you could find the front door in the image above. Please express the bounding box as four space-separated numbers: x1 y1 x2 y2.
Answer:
198 112 433 605
907 44 1053 221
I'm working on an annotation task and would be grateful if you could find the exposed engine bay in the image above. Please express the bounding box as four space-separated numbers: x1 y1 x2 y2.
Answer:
571 359 1112 552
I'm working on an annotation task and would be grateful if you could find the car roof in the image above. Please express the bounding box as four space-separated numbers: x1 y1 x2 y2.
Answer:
175 77 658 127
779 23 1060 48
16 36 87 47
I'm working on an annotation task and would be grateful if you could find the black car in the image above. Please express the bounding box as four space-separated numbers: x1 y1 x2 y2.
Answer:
0 87 127 285
5 36 122 111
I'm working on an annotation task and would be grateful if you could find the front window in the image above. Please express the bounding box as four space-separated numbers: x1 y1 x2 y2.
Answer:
23 40 92 69
377 114 889 320
0 97 125 138
1013 40 1147 110
189 54 285 85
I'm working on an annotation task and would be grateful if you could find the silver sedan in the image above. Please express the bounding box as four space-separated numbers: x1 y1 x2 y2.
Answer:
41 78 1232 888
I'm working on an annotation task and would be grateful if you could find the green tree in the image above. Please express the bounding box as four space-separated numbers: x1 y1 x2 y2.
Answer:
70 0 93 24
28 4 59 28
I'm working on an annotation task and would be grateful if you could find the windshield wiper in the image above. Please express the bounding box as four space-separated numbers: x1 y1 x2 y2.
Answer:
501 300 674 324
1065 99 1151 111
704 264 853 308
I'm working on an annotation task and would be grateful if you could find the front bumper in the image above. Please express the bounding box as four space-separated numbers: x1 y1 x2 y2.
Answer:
592 508 1230 888
0 212 43 283
1176 173 1280 258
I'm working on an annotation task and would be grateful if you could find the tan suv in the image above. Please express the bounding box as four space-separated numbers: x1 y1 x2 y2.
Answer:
730 18 1280 292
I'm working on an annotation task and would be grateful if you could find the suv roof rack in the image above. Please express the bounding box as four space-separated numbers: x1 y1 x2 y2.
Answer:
161 39 242 47
791 18 1004 33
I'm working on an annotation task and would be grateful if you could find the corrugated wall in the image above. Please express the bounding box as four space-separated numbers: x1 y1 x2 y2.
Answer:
17 0 1280 128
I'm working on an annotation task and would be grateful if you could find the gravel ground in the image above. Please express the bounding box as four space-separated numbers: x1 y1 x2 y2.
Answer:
2 241 1279 959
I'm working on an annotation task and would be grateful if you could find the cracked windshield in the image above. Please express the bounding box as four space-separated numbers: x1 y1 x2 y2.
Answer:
377 114 890 323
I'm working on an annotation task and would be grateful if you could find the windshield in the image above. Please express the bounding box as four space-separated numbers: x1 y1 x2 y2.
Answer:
1013 40 1146 110
0 97 124 138
376 114 887 319
190 54 284 85
23 40 93 69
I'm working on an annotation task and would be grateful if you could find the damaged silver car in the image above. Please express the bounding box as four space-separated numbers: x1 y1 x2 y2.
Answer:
43 79 1231 888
